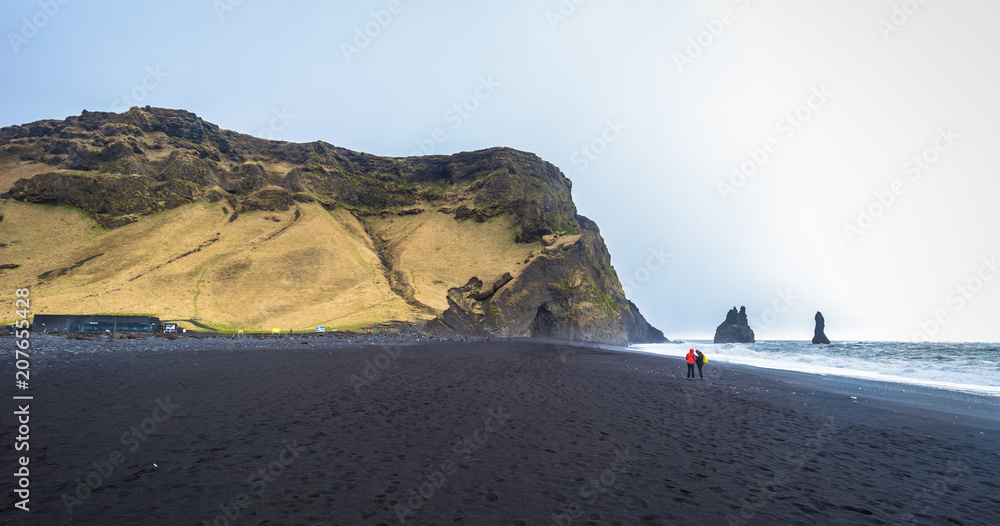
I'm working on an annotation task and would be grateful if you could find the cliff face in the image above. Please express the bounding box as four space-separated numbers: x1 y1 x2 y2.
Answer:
713 306 755 344
0 107 665 344
432 228 665 345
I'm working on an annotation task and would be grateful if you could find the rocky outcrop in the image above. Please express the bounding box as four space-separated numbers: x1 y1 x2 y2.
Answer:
713 306 755 344
240 185 295 212
433 227 666 345
812 311 831 344
8 171 200 228
222 163 272 195
622 299 666 343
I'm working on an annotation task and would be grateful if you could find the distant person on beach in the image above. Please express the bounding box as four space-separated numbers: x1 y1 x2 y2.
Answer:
695 350 705 379
686 349 696 379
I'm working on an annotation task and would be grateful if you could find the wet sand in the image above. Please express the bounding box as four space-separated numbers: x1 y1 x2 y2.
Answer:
2 336 999 525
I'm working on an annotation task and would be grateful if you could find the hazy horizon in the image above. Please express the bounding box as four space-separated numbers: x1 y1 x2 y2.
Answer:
2 0 998 343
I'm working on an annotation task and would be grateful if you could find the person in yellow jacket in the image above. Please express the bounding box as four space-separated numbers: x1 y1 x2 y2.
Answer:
695 350 706 379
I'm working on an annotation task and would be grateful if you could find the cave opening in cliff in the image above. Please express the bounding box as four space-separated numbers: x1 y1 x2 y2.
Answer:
530 304 558 339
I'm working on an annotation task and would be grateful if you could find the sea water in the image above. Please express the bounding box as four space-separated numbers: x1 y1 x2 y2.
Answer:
633 340 1000 397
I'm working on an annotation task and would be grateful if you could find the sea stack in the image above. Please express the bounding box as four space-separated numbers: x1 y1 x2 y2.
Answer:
812 311 831 344
713 306 755 343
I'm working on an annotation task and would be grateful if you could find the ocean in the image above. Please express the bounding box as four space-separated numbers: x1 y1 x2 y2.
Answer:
633 340 1000 397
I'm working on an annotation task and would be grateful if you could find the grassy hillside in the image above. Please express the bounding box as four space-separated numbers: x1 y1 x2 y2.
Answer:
0 198 545 331
364 212 536 312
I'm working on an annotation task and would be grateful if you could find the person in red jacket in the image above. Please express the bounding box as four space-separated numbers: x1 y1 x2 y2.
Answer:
685 349 696 379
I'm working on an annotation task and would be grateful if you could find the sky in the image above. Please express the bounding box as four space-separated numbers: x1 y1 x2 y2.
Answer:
2 0 998 342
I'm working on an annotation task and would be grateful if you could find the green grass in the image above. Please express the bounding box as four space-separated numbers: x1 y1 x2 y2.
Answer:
590 298 621 318
557 216 579 235
98 159 136 174
6 201 109 233
586 286 621 317
305 165 328 177
161 160 207 179
88 312 162 317
168 137 200 150
553 279 576 296
420 181 449 200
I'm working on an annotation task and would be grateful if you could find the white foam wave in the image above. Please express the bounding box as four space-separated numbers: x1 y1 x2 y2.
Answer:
633 342 1000 397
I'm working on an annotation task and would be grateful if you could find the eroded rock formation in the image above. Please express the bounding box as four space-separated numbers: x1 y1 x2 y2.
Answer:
713 306 755 344
812 311 831 344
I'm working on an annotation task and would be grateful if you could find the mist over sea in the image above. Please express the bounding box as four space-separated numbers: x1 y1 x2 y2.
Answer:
634 340 1000 397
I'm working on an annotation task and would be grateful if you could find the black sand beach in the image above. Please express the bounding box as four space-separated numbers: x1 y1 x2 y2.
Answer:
2 336 999 525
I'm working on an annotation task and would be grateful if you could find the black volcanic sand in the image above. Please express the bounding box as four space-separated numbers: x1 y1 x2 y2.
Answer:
2 337 1000 525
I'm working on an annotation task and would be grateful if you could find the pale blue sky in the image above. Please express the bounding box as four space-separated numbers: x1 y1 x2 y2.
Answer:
3 0 999 341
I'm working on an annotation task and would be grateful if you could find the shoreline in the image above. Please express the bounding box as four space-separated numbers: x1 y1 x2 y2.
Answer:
23 333 1000 428
3 336 998 524
633 339 1000 400
623 344 1000 430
